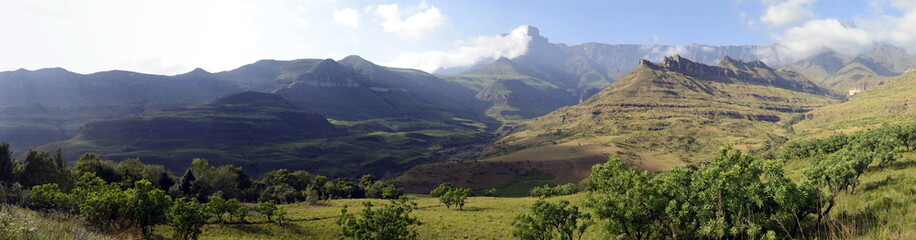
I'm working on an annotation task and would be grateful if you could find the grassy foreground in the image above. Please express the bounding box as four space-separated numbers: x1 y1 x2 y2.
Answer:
191 153 916 240
179 193 601 240
0 204 121 240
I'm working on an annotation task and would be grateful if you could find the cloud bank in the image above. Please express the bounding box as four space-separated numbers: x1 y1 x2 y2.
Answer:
385 25 534 73
761 0 916 62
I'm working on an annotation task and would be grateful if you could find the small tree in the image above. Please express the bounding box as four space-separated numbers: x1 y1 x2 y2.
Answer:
440 188 471 210
337 196 421 240
0 142 18 184
205 195 236 223
233 205 250 223
170 197 208 240
256 200 286 223
511 200 592 240
429 182 455 197
485 187 500 197
127 179 173 236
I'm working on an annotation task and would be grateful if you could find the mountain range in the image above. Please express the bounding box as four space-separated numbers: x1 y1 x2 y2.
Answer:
2 26 915 181
398 55 838 192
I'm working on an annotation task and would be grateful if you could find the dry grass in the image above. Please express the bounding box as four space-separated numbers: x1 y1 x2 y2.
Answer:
0 204 128 240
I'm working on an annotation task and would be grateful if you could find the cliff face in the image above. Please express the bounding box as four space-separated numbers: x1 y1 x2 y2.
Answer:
637 55 833 96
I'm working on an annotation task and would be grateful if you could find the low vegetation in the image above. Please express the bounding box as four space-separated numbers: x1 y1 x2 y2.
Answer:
0 121 914 239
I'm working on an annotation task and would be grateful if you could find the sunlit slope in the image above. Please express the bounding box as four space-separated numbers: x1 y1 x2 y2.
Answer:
792 70 916 138
400 55 837 191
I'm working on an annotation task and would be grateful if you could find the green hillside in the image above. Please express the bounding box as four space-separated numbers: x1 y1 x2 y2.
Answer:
788 48 912 94
792 70 916 139
41 91 492 178
0 68 242 152
400 55 838 192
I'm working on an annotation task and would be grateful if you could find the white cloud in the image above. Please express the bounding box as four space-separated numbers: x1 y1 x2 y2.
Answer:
385 25 533 72
760 0 817 28
0 0 263 75
367 0 446 41
762 0 916 61
333 8 360 28
652 34 660 43
639 45 689 62
772 19 873 60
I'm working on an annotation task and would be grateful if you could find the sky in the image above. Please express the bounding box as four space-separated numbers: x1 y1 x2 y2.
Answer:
0 0 913 75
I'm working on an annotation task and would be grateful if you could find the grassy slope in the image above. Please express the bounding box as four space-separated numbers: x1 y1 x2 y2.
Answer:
41 92 492 178
782 152 916 239
194 153 916 240
438 58 579 128
0 204 123 240
401 59 838 192
792 70 916 139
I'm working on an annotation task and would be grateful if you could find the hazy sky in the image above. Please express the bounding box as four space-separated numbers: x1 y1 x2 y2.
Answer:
0 0 913 75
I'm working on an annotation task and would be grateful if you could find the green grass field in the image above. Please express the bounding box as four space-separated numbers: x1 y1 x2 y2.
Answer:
784 152 916 239
176 149 916 240
172 193 602 240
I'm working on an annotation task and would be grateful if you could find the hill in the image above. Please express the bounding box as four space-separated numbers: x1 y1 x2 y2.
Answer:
791 69 916 138
41 91 492 178
0 67 241 152
399 55 838 192
786 46 914 94
218 56 486 122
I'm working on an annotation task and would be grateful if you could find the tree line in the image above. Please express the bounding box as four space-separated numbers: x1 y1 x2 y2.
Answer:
507 123 916 239
0 144 404 239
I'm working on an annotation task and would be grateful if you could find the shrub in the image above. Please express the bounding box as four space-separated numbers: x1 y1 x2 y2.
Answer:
170 197 208 240
338 196 421 240
511 200 591 240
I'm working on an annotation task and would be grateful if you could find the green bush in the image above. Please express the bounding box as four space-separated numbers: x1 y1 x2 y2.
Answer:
28 183 71 211
511 199 591 240
337 196 421 240
170 197 208 240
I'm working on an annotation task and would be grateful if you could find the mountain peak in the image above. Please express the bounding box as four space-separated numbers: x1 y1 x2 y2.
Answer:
309 58 343 73
180 67 211 76
523 25 540 37
338 55 378 69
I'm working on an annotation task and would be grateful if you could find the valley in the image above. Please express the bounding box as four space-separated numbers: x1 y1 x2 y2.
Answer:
2 7 916 237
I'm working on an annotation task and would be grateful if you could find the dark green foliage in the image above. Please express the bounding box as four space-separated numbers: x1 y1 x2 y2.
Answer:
20 149 69 188
484 187 500 197
585 156 659 239
205 195 241 223
585 144 818 239
127 179 173 235
233 204 250 223
324 178 363 199
364 178 402 199
337 196 421 240
429 182 455 197
781 123 915 166
71 173 174 234
256 200 286 223
170 197 208 240
511 200 591 240
28 183 71 211
439 187 472 210
72 172 128 227
259 183 299 204
74 153 120 184
178 168 197 198
0 143 17 184
530 183 579 198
